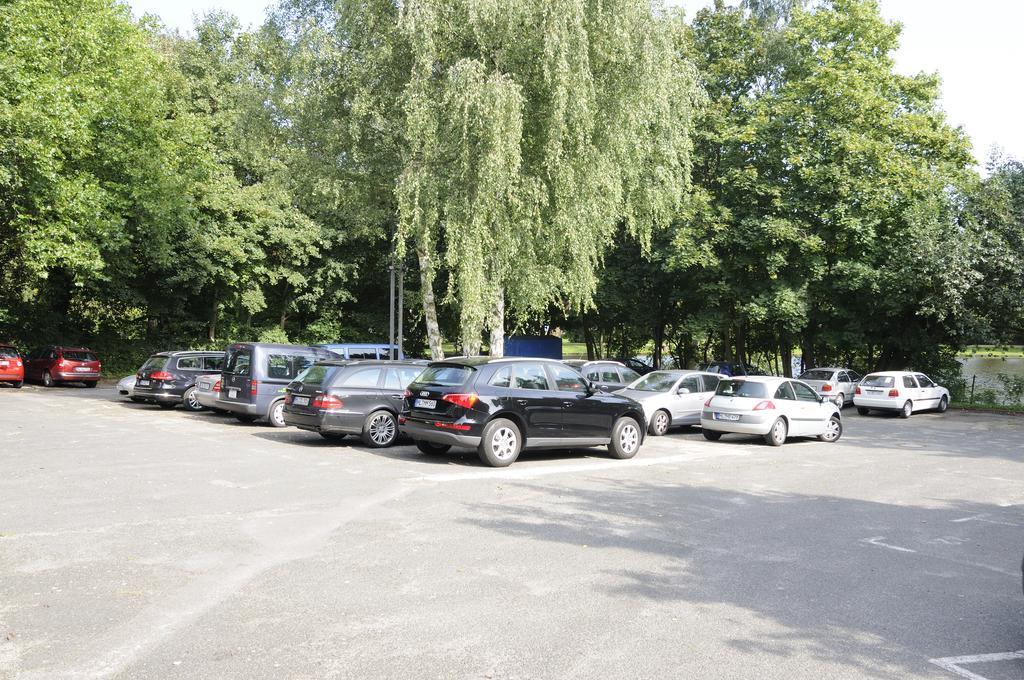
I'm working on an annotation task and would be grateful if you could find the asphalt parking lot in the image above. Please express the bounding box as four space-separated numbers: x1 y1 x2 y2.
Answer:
1 384 1022 680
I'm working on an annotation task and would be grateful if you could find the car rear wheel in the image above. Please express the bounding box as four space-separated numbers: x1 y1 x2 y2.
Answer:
900 401 912 419
42 371 54 387
834 393 845 409
84 381 98 388
478 418 521 467
268 400 287 428
415 440 451 455
648 410 670 436
182 387 204 412
608 417 642 459
819 415 842 443
13 381 22 389
362 410 398 448
937 396 948 413
764 418 788 446
856 407 870 416
702 429 722 441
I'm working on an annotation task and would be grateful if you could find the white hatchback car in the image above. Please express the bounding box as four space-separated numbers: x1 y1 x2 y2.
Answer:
616 370 723 435
853 371 949 418
700 376 843 446
797 367 862 408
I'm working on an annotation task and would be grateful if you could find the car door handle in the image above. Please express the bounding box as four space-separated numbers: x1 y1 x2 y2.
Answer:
516 399 529 406
389 394 404 400
562 400 574 407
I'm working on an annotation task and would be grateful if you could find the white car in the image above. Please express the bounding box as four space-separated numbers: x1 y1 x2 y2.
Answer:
616 370 723 435
853 371 949 418
797 367 862 408
700 376 843 446
116 374 138 400
194 373 227 412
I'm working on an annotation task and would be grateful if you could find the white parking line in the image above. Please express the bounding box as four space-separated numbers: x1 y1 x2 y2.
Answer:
861 536 917 553
930 650 1024 680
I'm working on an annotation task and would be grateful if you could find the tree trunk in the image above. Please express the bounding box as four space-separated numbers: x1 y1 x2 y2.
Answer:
652 320 666 369
583 324 596 361
207 295 218 343
417 247 444 360
781 343 793 378
488 288 505 357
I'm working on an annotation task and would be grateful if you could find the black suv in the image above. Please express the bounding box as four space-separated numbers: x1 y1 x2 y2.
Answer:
400 357 647 467
283 360 427 447
134 351 226 411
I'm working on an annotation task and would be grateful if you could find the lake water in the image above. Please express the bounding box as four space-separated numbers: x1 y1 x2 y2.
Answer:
959 356 1024 402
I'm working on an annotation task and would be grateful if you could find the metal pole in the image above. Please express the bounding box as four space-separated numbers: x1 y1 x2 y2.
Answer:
970 375 976 404
388 262 395 360
397 262 404 360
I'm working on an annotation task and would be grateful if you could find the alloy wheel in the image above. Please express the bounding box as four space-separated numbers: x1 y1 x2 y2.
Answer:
369 413 397 446
822 417 841 442
619 422 640 454
654 411 669 435
186 389 202 411
491 427 519 460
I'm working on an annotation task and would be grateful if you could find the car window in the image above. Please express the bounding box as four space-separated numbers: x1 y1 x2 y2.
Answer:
203 356 224 371
416 365 473 387
620 368 641 384
701 374 720 392
792 381 820 402
601 368 620 383
385 367 422 390
915 374 935 388
342 367 382 388
63 350 98 362
140 356 170 372
585 369 602 382
862 374 894 388
715 379 767 399
549 364 587 393
514 364 550 391
678 376 701 394
837 372 849 382
848 372 862 382
267 354 293 380
0 347 18 359
297 364 337 386
774 382 796 400
225 348 251 376
800 369 835 381
629 372 678 392
176 356 202 370
902 375 918 388
349 350 378 360
489 366 512 388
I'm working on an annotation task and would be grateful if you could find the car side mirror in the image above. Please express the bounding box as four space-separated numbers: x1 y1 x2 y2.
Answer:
677 388 690 394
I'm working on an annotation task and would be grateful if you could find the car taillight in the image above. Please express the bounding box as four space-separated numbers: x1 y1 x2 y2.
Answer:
855 386 861 395
251 379 258 396
704 397 713 407
284 393 293 405
434 421 471 431
404 389 413 398
150 371 173 381
753 400 776 411
312 394 343 409
443 393 478 409
822 383 833 391
14 359 22 367
213 379 221 391
888 388 900 397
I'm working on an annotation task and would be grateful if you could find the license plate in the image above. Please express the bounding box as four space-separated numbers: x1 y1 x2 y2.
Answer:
293 396 310 406
867 389 883 394
229 388 238 399
414 398 436 409
199 381 210 390
715 412 740 421
137 379 150 386
0 361 7 367
75 366 91 372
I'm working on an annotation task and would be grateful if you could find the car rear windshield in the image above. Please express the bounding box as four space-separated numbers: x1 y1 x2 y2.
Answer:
800 369 835 381
0 347 18 359
225 348 252 376
414 365 473 387
294 364 337 386
64 351 98 362
715 379 768 399
629 372 679 392
140 356 169 372
861 374 895 388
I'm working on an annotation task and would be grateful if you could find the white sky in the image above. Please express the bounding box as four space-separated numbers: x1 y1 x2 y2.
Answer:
127 0 1024 168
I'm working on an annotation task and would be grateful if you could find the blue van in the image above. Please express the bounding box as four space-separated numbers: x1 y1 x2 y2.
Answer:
316 343 404 360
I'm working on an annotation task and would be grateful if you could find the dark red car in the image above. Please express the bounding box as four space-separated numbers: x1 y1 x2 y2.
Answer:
25 346 102 387
0 344 24 388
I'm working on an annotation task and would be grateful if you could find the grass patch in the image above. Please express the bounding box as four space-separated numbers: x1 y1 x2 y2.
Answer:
950 401 1024 414
959 344 1024 358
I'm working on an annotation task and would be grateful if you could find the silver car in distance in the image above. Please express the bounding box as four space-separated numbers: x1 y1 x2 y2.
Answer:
617 370 723 436
797 367 862 408
701 376 842 446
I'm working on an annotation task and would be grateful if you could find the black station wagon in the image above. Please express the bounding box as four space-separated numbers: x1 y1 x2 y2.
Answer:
399 357 647 467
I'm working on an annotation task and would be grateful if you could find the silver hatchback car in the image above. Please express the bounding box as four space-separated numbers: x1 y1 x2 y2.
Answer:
797 367 862 408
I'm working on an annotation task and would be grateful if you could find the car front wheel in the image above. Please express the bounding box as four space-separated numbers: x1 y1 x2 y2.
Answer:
42 371 54 387
608 417 642 459
13 380 22 389
182 387 204 412
648 410 670 436
362 410 398 448
819 415 842 443
764 418 788 446
478 418 521 467
937 396 948 413
268 400 287 428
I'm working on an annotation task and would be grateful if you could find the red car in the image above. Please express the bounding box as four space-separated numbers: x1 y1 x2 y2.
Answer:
0 344 24 388
25 346 102 388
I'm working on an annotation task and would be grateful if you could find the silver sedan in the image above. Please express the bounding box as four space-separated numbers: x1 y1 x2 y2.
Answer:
616 370 723 435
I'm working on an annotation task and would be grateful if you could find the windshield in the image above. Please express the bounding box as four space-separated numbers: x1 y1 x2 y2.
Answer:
225 347 252 376
800 369 835 381
294 364 337 386
861 374 895 388
0 347 19 359
715 379 768 399
64 350 98 362
140 356 169 372
414 365 472 387
628 372 680 392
